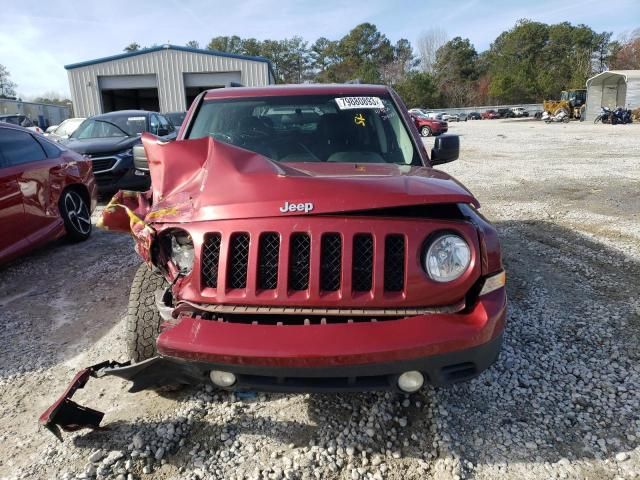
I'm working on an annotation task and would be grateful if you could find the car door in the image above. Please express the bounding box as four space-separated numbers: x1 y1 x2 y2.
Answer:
0 128 60 242
0 129 30 259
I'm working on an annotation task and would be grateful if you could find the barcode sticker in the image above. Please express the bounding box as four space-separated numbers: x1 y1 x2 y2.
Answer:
335 97 385 110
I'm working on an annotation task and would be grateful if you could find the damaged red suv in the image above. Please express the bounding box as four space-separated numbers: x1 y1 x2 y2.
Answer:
42 84 506 437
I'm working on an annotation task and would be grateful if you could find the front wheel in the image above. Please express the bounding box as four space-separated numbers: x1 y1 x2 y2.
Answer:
594 115 602 124
126 263 169 362
420 126 432 137
59 189 91 242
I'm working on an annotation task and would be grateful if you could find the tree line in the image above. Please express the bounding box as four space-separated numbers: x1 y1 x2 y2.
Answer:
158 20 635 108
3 20 638 108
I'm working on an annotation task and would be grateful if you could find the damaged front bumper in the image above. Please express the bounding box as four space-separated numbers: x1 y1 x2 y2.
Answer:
38 357 207 440
40 288 505 439
38 361 128 440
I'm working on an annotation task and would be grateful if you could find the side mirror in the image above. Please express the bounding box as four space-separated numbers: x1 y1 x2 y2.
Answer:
430 134 459 165
46 125 58 133
157 127 169 137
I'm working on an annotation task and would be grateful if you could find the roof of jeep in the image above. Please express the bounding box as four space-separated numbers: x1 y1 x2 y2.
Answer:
203 83 391 100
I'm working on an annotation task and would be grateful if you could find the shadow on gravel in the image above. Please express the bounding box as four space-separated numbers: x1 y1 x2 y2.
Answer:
0 228 139 378
438 220 639 466
70 390 435 465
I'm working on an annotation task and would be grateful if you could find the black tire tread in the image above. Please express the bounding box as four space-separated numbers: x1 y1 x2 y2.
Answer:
126 263 169 362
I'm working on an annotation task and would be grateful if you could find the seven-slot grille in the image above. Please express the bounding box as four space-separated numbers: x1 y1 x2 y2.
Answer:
201 232 406 294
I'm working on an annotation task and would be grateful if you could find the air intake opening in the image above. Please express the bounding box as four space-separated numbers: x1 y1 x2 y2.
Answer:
228 233 250 289
289 233 311 291
258 232 280 290
352 234 374 292
201 233 222 288
320 233 342 291
384 234 405 292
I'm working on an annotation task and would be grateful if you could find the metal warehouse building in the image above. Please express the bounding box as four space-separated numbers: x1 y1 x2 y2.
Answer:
66 44 275 117
584 70 640 121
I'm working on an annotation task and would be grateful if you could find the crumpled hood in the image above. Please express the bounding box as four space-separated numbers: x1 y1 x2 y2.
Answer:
142 133 478 223
63 136 140 155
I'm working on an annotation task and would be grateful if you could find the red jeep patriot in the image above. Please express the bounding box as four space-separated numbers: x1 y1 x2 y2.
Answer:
41 84 506 438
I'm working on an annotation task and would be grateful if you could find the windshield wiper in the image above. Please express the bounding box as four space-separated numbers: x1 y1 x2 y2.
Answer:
93 119 131 137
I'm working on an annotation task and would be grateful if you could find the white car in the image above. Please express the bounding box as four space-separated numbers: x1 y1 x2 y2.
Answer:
442 113 460 122
45 117 86 142
510 107 529 117
408 108 430 117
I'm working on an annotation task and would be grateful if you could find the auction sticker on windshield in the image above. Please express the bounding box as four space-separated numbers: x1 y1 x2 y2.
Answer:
335 97 385 110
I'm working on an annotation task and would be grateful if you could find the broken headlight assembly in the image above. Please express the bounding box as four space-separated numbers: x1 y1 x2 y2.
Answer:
424 233 471 282
160 229 195 274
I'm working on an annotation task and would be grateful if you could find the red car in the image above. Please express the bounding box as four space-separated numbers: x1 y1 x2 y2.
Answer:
409 113 448 136
0 124 96 264
41 84 506 437
481 109 499 119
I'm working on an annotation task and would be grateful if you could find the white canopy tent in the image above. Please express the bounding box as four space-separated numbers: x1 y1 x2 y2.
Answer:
584 70 640 121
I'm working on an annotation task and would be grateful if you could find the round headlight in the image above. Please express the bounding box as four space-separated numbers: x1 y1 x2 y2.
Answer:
424 234 471 282
169 231 194 274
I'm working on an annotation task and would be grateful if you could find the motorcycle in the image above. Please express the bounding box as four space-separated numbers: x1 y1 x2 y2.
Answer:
612 107 633 124
594 106 613 124
542 110 569 123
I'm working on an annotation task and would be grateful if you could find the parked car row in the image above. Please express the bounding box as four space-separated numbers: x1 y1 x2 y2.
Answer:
409 107 531 121
409 112 448 136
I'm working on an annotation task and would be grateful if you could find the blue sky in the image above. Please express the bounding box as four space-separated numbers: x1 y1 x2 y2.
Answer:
1 0 638 98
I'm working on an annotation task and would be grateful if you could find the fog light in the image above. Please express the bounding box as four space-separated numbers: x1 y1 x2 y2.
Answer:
397 371 424 393
209 370 236 387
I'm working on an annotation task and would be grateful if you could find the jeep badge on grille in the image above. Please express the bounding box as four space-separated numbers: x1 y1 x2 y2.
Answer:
280 201 314 214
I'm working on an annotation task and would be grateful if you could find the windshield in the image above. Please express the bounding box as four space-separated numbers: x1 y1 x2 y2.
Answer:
72 114 147 139
55 118 84 136
188 94 419 165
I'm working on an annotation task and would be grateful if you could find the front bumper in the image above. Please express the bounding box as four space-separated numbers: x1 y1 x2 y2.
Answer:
154 287 506 388
40 288 505 438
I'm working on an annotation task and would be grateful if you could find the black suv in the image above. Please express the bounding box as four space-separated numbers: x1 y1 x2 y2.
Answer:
497 108 515 119
63 110 176 195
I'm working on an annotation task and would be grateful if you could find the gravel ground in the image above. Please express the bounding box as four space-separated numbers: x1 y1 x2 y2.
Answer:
0 118 638 480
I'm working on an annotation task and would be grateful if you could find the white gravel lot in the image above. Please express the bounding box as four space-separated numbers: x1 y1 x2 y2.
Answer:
0 118 638 480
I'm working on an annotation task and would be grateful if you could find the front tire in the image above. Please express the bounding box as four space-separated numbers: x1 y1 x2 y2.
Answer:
59 189 91 242
126 263 169 362
420 126 432 137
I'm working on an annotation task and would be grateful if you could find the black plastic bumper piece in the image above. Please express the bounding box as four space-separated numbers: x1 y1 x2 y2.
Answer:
40 335 502 439
107 334 504 393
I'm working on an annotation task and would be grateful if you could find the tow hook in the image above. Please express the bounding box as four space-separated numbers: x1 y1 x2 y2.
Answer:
38 360 129 441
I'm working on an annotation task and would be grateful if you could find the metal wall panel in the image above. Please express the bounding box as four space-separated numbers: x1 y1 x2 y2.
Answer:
68 48 272 116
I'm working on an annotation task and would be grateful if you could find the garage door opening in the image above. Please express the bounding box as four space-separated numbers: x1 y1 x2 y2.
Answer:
98 74 159 113
184 72 241 109
185 86 223 108
101 88 159 112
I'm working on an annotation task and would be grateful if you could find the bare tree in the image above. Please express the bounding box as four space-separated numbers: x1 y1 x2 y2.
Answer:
0 64 17 98
417 28 448 73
